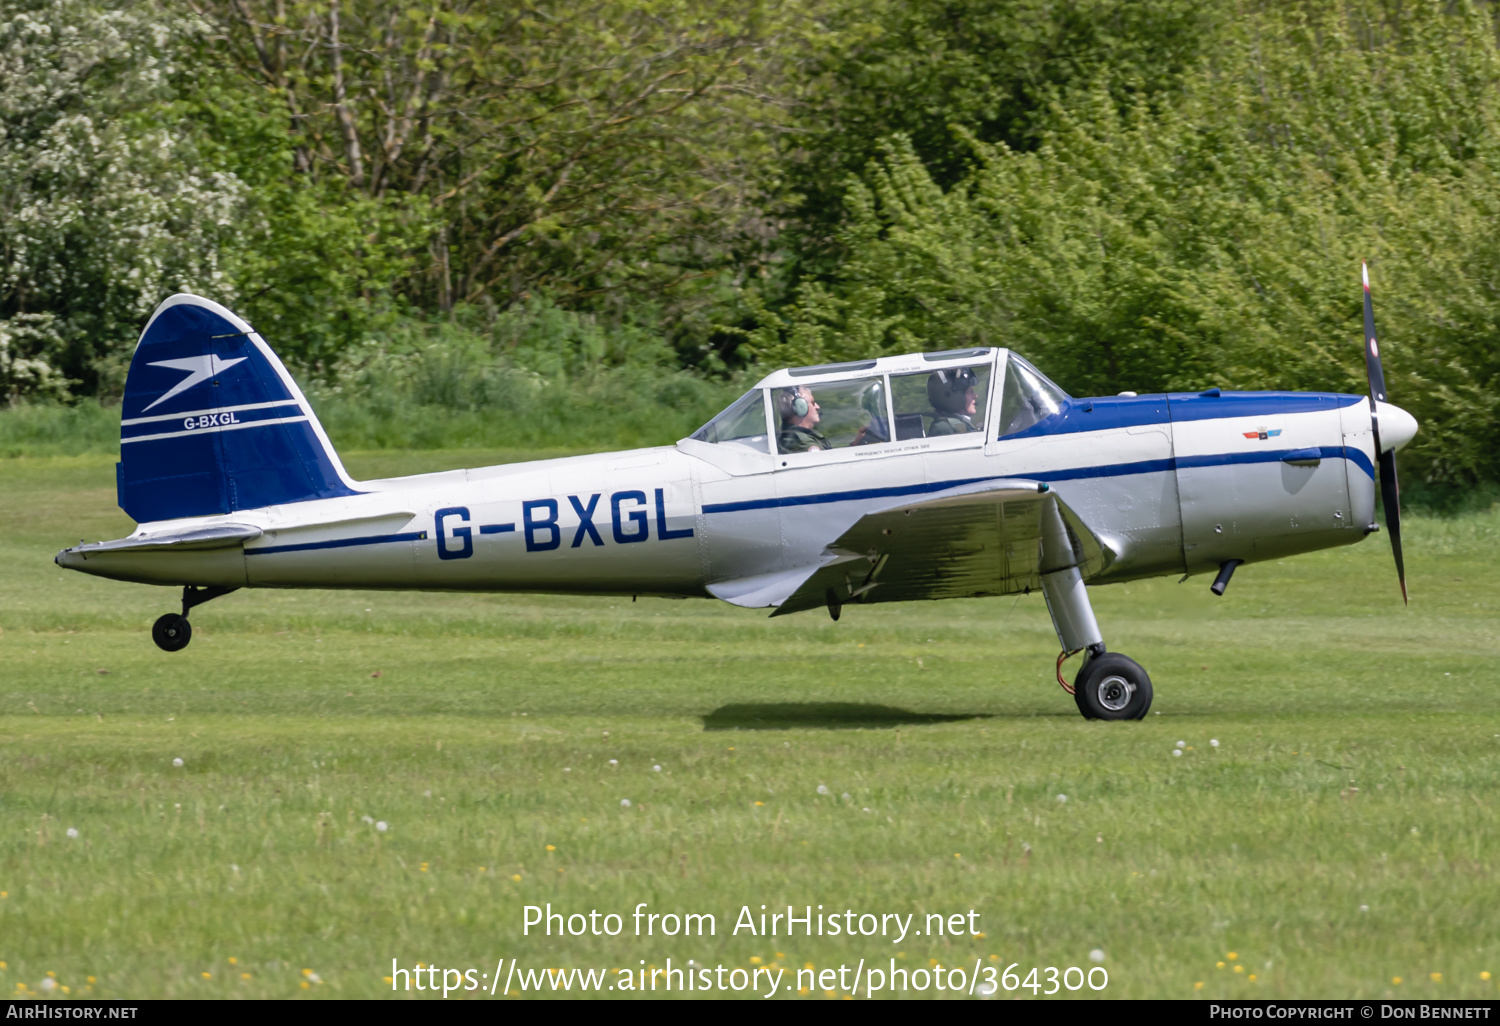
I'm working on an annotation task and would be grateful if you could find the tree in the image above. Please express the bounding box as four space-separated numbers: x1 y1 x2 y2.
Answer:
0 0 246 396
751 0 1500 485
192 0 796 313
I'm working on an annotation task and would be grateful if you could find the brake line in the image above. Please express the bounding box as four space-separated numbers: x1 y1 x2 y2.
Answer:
1055 648 1084 695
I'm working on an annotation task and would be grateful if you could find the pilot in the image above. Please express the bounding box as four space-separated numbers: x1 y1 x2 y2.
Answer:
927 367 980 435
776 386 832 453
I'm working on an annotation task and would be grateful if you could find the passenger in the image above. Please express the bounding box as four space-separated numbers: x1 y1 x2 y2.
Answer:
776 386 833 453
850 380 890 446
927 367 979 435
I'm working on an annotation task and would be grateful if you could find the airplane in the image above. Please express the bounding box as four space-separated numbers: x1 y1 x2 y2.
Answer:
54 267 1417 720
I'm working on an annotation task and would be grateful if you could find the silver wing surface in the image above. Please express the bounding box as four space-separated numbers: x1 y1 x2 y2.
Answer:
708 480 1115 616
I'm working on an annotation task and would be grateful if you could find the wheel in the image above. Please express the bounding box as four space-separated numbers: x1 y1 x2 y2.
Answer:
1073 652 1152 720
152 613 192 652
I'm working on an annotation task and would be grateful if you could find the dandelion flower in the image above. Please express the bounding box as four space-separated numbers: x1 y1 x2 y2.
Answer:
240 973 251 981
1430 973 1442 983
1195 981 1205 990
545 845 556 852
1393 977 1402 985
172 758 184 767
375 821 389 832
754 801 764 807
1248 974 1258 982
201 972 211 979
620 799 632 808
1217 962 1225 969
1227 953 1237 961
816 784 830 795
511 874 521 882
1481 971 1491 981
1234 965 1245 974
1089 949 1105 963
65 828 79 839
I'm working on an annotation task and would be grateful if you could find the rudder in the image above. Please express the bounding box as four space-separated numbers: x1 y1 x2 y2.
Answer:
118 294 360 523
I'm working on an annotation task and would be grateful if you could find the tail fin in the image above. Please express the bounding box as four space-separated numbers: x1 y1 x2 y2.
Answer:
118 294 361 523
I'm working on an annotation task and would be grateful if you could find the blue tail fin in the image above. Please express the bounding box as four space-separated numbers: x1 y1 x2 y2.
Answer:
118 294 361 523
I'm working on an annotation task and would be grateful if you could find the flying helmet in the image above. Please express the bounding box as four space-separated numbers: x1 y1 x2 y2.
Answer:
927 366 979 414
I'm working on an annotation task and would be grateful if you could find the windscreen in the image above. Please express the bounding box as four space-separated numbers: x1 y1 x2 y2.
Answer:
997 352 1069 437
690 389 769 452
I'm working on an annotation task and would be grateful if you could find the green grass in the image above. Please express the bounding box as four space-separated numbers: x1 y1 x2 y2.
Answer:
2 450 1498 1000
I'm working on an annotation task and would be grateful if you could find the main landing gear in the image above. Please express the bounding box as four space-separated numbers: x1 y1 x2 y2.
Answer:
1038 496 1153 720
151 585 238 652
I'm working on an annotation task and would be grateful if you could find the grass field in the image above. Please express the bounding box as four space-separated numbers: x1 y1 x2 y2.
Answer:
2 450 1498 1000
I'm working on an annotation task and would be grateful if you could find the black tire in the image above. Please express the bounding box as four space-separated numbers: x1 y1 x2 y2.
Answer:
1073 653 1152 720
152 613 192 652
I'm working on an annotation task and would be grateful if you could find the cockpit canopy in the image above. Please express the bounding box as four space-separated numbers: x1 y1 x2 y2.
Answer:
689 349 1071 455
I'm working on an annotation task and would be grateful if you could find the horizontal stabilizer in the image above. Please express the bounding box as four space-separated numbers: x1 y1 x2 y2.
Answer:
64 524 263 556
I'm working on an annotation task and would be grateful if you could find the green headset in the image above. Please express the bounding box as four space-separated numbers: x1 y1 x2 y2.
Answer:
781 388 809 421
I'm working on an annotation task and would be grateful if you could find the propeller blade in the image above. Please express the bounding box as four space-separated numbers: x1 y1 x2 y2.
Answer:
1378 448 1408 604
1362 261 1388 405
1361 261 1407 604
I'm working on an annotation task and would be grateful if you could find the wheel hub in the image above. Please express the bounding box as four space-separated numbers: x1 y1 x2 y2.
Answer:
1095 674 1134 711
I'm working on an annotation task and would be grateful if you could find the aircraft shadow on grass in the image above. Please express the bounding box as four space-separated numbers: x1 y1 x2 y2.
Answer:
701 703 988 731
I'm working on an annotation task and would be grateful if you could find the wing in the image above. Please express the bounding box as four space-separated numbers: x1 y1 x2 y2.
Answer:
707 479 1115 616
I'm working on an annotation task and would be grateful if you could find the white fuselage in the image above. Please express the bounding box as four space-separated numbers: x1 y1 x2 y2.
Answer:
60 355 1388 607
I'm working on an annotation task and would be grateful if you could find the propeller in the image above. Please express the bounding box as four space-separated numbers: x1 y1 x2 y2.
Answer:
1361 261 1408 604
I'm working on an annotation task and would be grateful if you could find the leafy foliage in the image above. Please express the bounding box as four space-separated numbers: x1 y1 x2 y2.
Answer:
0 0 245 396
755 0 1500 485
4 0 1500 487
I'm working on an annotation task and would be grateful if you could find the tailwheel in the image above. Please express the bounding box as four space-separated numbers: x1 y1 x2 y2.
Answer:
1074 653 1152 720
152 613 192 652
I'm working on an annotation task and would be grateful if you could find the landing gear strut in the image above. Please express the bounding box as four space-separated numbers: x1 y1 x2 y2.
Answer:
1038 495 1153 720
151 585 238 652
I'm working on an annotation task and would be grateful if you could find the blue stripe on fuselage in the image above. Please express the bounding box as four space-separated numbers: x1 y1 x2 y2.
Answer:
246 531 427 556
1001 391 1365 441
